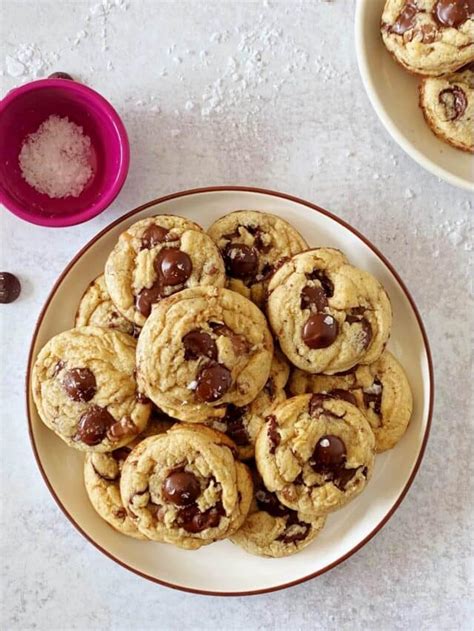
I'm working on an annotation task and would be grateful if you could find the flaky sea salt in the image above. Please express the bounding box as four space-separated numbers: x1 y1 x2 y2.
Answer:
19 115 93 198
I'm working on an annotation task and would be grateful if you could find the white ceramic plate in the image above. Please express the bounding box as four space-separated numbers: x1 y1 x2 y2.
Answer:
27 187 433 596
355 0 474 192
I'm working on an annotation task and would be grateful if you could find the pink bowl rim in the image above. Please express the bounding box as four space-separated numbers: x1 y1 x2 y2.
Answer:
0 78 130 228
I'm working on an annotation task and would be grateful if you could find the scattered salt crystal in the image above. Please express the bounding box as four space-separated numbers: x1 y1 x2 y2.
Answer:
365 383 382 395
324 315 333 325
320 438 330 448
187 380 198 391
19 115 93 199
404 188 415 199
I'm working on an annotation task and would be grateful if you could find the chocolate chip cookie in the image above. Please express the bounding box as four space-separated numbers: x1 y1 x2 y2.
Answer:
84 415 173 538
105 215 226 327
136 286 274 422
32 326 151 451
419 64 474 152
266 249 392 374
230 466 326 557
75 274 138 336
207 210 308 307
255 394 375 517
288 350 413 453
381 0 474 76
208 348 290 460
120 424 253 549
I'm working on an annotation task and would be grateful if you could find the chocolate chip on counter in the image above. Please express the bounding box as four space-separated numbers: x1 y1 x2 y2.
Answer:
75 406 115 446
182 329 218 361
48 71 73 80
267 415 280 454
195 363 232 402
62 367 96 402
302 313 338 349
223 243 258 279
140 224 170 249
162 470 201 506
154 248 192 286
0 272 21 304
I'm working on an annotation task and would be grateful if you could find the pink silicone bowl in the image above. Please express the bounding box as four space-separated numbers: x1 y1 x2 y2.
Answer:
0 79 130 227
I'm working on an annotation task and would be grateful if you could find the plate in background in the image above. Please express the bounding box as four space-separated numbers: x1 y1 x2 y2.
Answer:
355 0 474 192
26 187 433 595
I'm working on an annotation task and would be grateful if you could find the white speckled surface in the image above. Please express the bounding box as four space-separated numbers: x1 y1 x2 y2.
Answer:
1 1 472 629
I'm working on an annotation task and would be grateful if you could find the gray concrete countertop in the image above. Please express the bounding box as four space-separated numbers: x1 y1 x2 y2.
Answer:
1 1 472 629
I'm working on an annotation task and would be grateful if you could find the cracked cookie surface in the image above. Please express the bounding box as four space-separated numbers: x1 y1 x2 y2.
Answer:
120 424 253 549
419 65 474 152
230 465 326 557
75 274 138 336
84 415 174 538
136 286 274 422
255 394 375 517
105 215 226 327
266 248 392 374
207 348 290 460
289 350 413 452
381 0 474 76
207 210 308 307
32 326 151 451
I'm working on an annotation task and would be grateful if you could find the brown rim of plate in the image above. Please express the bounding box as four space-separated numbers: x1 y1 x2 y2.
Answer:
25 186 434 597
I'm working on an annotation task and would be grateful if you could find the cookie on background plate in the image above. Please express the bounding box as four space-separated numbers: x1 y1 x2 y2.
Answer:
84 415 174 538
105 215 226 327
75 274 139 336
381 0 474 76
120 424 253 550
230 465 326 558
207 210 308 307
289 350 413 453
136 286 274 423
419 64 474 152
208 348 290 460
266 248 392 375
255 394 375 518
32 326 151 451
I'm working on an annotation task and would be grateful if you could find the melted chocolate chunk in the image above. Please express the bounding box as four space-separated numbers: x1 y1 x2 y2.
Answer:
391 1 418 34
255 486 289 518
107 416 139 441
62 367 96 402
209 323 250 354
177 503 224 533
183 329 218 361
267 415 280 454
434 0 473 28
0 272 21 303
327 389 357 406
311 435 346 470
48 71 73 80
195 363 232 402
75 406 115 445
147 502 165 521
439 86 468 120
155 248 192 286
334 467 358 491
135 281 162 317
309 390 356 414
53 360 65 377
302 313 338 349
306 269 334 297
245 225 271 253
141 224 170 249
223 243 258 279
300 285 328 311
162 470 201 506
363 378 383 415
277 518 311 544
222 404 250 446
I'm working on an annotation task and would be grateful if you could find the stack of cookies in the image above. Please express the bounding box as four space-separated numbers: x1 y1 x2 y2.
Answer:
381 0 474 153
32 210 413 558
